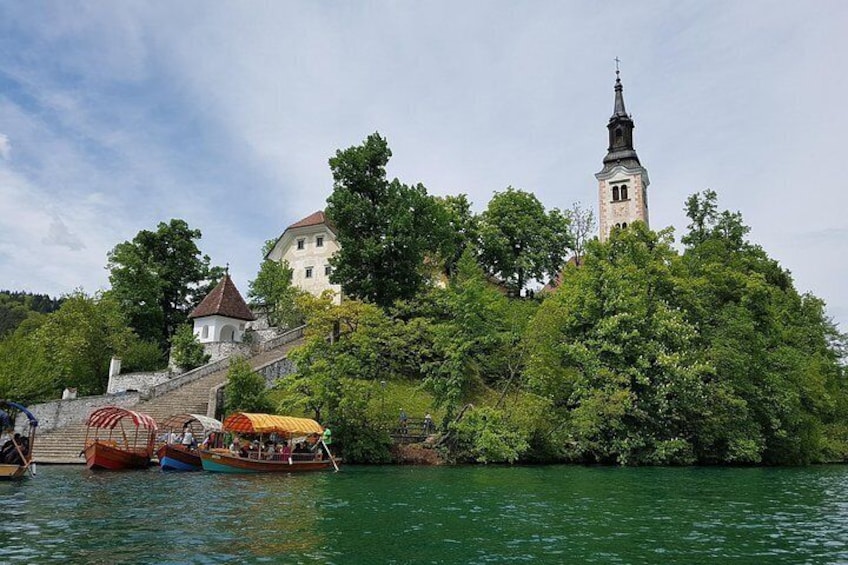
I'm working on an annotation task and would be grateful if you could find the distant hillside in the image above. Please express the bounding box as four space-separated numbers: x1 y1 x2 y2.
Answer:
0 290 63 336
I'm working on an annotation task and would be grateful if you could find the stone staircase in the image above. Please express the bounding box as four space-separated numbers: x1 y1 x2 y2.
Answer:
33 338 304 464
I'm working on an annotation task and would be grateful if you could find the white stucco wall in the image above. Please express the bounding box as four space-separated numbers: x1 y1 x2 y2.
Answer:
269 224 342 304
192 314 248 343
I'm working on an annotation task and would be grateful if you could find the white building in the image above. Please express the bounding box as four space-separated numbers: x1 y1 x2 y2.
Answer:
265 210 342 304
188 274 256 343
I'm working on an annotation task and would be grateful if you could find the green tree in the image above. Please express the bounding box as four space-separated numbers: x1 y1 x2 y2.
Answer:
526 225 717 465
107 218 223 348
433 194 480 278
170 324 210 371
0 292 152 401
680 190 848 464
326 133 448 308
478 188 573 294
224 357 273 414
280 296 397 462
248 240 306 328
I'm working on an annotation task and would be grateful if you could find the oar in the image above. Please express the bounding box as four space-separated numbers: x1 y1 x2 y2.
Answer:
321 440 339 472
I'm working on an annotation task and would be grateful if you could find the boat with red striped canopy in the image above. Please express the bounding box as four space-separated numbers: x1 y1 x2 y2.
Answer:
82 406 158 470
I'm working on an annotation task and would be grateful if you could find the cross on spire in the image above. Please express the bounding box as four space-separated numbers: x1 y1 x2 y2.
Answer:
614 56 621 78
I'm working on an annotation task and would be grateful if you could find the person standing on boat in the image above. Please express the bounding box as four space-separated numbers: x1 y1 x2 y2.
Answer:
181 425 195 450
321 427 333 458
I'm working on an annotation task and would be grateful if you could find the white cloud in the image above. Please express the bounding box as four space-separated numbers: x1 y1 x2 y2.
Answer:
43 214 85 251
0 133 9 159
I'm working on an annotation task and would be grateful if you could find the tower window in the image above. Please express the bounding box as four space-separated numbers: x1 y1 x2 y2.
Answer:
615 128 623 139
305 266 313 278
316 236 324 247
325 265 332 276
297 238 305 250
612 185 620 201
620 185 628 200
622 222 628 228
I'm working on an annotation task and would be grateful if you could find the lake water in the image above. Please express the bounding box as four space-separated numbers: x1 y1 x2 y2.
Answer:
2 464 847 564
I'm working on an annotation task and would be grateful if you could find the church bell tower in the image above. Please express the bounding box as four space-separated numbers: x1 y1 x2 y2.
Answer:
596 65 650 242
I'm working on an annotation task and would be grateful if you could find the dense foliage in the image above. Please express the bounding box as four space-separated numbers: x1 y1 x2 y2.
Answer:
478 187 573 294
525 193 847 465
0 292 161 403
0 291 63 337
170 324 210 372
106 218 223 350
248 240 307 329
225 357 274 414
325 133 450 307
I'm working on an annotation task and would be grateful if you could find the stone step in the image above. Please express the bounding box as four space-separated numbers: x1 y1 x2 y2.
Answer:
33 337 302 464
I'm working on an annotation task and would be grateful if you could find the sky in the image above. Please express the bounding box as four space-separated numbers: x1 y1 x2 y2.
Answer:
1 1 846 329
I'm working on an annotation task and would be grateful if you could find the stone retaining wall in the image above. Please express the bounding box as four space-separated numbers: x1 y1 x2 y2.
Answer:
107 371 172 394
16 392 141 435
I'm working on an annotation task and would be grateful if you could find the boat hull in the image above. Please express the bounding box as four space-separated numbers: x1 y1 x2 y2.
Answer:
199 449 335 474
0 463 28 480
84 441 152 470
157 444 202 472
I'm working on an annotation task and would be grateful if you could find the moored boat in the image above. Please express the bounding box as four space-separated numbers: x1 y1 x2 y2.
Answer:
156 413 223 471
0 400 38 480
82 406 157 470
199 412 338 474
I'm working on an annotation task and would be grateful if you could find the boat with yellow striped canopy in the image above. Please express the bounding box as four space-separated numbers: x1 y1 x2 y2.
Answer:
199 413 338 473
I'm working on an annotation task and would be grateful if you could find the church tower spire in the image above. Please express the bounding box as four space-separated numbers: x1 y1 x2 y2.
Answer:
596 62 650 242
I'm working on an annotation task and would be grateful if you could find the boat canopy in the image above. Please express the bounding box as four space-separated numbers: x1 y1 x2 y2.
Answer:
0 400 38 430
223 413 323 435
86 406 158 431
160 413 222 432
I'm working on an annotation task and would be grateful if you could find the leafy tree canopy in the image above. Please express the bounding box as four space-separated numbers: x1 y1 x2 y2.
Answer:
248 240 307 329
478 187 573 294
0 291 160 402
325 133 450 308
225 356 273 415
106 218 223 349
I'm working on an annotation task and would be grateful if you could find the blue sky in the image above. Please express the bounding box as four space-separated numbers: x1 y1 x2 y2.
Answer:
1 1 846 329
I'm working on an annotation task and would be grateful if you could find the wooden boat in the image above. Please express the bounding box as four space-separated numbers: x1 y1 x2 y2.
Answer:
199 412 339 474
156 413 222 471
82 406 157 470
0 400 38 480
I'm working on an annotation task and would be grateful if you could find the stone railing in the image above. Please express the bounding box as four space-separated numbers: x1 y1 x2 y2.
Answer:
16 392 141 435
256 325 305 352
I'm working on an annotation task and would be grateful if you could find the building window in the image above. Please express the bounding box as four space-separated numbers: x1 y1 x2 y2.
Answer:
297 238 305 250
305 266 313 278
622 222 628 228
316 236 324 247
620 185 628 200
324 265 331 276
612 185 620 201
202 325 209 339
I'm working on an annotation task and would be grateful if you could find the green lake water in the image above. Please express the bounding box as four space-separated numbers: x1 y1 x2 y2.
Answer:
2 464 847 564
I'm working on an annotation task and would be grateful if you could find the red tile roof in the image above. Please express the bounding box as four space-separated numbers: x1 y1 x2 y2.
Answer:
286 210 330 230
189 275 256 321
